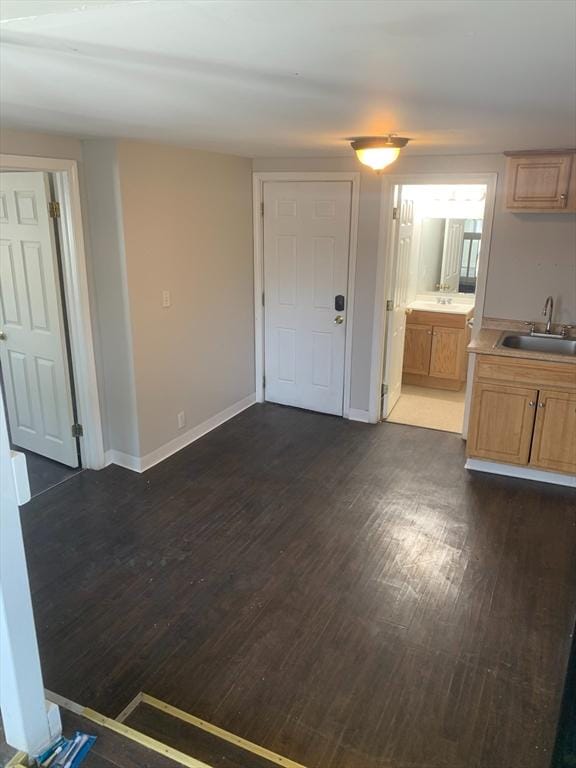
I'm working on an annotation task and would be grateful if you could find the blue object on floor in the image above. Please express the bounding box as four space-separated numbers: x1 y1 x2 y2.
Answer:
38 732 96 768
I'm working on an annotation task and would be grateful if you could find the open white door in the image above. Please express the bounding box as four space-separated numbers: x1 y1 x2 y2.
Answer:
263 181 351 416
0 172 79 467
381 192 415 418
440 218 465 292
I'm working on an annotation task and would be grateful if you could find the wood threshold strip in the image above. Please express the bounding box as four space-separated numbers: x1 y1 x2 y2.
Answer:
115 691 144 723
141 693 309 768
45 689 212 768
5 751 30 768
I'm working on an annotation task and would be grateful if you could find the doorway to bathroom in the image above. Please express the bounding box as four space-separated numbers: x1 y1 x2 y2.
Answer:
376 180 495 434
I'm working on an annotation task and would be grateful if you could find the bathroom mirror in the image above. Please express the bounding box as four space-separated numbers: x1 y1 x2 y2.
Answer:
417 218 483 295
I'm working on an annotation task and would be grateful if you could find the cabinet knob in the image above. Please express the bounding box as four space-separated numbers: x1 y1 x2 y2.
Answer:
560 193 568 200
538 401 545 408
528 400 536 407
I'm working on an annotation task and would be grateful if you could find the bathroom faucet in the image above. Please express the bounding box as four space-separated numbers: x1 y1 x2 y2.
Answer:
542 296 554 334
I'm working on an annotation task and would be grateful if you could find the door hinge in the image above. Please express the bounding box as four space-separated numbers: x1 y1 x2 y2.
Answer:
386 299 394 311
392 206 398 220
382 384 389 396
71 423 83 438
260 201 264 217
262 375 266 389
49 201 61 219
262 292 265 307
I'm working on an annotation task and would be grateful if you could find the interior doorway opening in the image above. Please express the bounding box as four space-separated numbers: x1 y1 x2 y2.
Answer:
0 170 84 497
381 182 488 434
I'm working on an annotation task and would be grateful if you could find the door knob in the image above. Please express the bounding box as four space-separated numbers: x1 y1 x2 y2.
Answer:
334 315 344 325
0 331 6 341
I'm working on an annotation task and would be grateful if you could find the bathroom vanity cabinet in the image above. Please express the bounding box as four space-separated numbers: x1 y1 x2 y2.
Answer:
402 308 472 391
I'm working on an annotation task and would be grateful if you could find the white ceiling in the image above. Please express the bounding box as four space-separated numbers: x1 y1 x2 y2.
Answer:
1 0 575 157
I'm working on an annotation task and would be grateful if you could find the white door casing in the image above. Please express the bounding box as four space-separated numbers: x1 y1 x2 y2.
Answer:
382 193 415 418
263 181 352 416
0 172 79 467
441 218 466 292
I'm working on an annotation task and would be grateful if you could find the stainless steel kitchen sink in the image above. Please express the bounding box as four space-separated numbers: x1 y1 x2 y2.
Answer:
498 333 576 356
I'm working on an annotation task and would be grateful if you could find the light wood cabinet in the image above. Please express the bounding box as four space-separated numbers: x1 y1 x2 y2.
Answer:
530 390 576 474
429 327 463 380
403 309 471 390
403 324 432 375
467 355 576 475
504 151 576 211
467 383 537 465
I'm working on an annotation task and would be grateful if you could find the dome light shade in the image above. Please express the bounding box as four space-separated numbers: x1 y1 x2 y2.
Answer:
351 136 410 172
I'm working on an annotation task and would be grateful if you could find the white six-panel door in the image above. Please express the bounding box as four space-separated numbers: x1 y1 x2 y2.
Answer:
263 181 352 416
382 193 415 418
441 218 466 292
0 172 79 467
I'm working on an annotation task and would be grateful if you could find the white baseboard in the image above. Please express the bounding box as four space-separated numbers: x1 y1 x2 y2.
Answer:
348 408 372 423
104 448 141 472
105 393 256 473
465 458 576 488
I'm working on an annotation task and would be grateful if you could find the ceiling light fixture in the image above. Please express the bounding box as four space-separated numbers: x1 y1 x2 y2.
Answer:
350 135 411 173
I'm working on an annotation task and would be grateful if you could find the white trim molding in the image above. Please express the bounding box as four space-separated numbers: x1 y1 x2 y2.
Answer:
0 154 105 470
348 408 371 423
465 458 576 488
252 171 360 419
106 394 256 473
370 172 498 426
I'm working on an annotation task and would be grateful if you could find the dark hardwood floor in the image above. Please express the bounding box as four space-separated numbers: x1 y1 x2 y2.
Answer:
21 448 83 497
20 404 576 768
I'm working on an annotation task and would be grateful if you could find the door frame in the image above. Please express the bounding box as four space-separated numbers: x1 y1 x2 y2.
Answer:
252 172 360 418
369 172 498 427
0 154 105 470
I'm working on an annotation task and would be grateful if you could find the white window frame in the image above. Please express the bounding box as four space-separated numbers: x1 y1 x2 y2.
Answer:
252 171 360 418
370 172 498 431
1 154 105 470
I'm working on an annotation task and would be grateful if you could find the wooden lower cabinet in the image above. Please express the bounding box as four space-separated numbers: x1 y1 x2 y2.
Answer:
530 390 576 474
429 327 463 380
402 309 471 390
403 324 432 375
467 383 537 465
467 354 576 475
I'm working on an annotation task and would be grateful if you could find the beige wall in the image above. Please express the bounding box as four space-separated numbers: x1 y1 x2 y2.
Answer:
253 154 576 412
0 128 83 161
117 140 255 456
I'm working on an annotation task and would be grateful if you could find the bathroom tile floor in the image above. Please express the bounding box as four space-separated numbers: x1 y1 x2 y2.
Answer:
387 384 466 433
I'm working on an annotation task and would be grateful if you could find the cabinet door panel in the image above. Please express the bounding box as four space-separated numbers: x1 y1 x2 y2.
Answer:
403 324 432 375
467 383 537 464
429 327 463 380
530 390 576 474
505 155 572 209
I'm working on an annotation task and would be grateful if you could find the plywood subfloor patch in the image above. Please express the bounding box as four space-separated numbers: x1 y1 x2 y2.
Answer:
388 384 465 433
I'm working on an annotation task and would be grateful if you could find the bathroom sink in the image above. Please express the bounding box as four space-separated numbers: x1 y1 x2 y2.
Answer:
408 300 473 314
498 333 576 356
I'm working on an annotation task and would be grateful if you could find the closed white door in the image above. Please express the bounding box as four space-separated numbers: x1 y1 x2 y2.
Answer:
441 218 465 292
382 193 415 418
0 172 79 467
263 181 352 415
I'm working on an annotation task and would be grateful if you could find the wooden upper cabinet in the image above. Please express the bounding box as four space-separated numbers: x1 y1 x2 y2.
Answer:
403 324 432 375
429 327 463 380
467 383 538 465
530 390 576 474
505 151 575 211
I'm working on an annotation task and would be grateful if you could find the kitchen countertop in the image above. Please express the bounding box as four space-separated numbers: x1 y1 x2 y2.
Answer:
468 328 576 365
